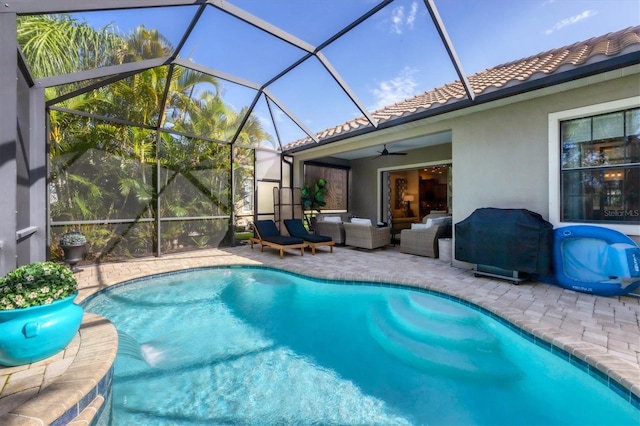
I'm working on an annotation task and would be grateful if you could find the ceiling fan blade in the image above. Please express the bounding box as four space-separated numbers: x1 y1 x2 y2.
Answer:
372 144 406 158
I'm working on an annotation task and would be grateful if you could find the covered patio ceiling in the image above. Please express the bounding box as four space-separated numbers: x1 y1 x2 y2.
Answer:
9 0 638 157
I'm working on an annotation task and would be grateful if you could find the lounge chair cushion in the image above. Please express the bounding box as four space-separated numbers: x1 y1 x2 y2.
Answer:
304 234 332 243
284 219 333 243
263 235 305 245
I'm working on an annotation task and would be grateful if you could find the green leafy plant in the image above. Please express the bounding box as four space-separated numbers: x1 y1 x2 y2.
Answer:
0 262 78 310
60 231 87 246
301 178 328 212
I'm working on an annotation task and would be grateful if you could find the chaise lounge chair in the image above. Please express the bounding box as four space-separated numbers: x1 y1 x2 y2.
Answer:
283 219 335 255
250 220 307 258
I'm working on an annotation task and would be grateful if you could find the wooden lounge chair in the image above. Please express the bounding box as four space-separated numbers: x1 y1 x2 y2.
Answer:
250 220 307 259
283 219 335 255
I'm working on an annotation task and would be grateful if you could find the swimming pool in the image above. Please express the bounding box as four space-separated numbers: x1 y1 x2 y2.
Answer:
85 267 639 425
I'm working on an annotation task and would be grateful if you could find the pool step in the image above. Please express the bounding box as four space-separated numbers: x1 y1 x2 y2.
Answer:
368 297 521 380
407 293 480 325
387 296 499 350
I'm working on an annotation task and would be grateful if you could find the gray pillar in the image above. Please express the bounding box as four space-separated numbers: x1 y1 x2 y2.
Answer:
0 13 18 275
27 86 47 263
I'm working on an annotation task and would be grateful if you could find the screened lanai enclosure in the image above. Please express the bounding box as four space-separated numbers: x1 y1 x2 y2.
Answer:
3 0 475 272
2 0 638 274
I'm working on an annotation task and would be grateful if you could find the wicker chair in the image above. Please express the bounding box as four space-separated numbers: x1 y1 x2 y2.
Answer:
399 217 452 258
313 213 351 244
313 222 344 245
343 222 391 249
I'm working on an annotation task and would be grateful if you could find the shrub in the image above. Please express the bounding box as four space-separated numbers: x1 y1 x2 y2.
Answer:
60 231 87 246
0 262 78 310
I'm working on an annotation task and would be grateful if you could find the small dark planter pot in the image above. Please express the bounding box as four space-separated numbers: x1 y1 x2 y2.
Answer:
61 244 86 272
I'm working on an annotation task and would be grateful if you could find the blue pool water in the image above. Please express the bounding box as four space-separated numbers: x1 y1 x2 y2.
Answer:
84 267 639 425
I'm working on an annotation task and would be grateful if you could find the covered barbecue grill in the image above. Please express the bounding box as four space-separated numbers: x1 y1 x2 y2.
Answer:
455 208 554 281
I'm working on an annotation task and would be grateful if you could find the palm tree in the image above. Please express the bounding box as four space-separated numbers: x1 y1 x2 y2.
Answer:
20 15 275 259
18 14 122 79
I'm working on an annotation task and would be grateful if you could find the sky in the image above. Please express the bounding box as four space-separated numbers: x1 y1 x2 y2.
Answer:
67 0 640 145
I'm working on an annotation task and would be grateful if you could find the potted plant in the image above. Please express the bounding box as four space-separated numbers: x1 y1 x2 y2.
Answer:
301 179 328 229
301 178 328 212
0 261 83 366
60 231 87 272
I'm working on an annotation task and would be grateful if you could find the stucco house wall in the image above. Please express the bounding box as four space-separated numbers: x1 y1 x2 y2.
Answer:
452 103 550 221
452 73 639 238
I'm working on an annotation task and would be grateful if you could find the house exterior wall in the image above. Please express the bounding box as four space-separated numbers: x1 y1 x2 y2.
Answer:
452 73 639 239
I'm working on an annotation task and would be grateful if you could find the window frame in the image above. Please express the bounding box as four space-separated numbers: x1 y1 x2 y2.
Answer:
548 97 639 236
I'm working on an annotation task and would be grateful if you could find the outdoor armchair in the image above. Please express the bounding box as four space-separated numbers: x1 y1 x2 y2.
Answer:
400 217 452 258
313 212 350 244
250 220 307 259
284 219 335 255
343 221 391 250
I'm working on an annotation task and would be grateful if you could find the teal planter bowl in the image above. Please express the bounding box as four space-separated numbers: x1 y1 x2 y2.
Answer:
0 294 83 366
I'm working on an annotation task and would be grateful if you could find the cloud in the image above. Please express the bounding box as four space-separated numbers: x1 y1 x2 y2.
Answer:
390 1 419 35
371 67 418 110
271 107 285 124
544 10 598 35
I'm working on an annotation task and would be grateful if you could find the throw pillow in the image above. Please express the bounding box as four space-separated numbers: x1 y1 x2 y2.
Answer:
324 216 342 223
411 223 430 230
351 218 372 226
425 217 446 228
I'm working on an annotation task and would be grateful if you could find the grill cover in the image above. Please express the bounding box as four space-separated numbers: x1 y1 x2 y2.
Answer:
455 208 553 275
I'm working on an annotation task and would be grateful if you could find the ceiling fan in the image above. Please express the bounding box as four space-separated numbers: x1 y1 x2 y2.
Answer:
373 144 408 159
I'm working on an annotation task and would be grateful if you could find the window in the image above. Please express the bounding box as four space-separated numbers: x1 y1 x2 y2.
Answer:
559 107 639 225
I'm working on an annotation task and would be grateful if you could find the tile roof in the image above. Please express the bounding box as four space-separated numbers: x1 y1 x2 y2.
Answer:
284 25 640 151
